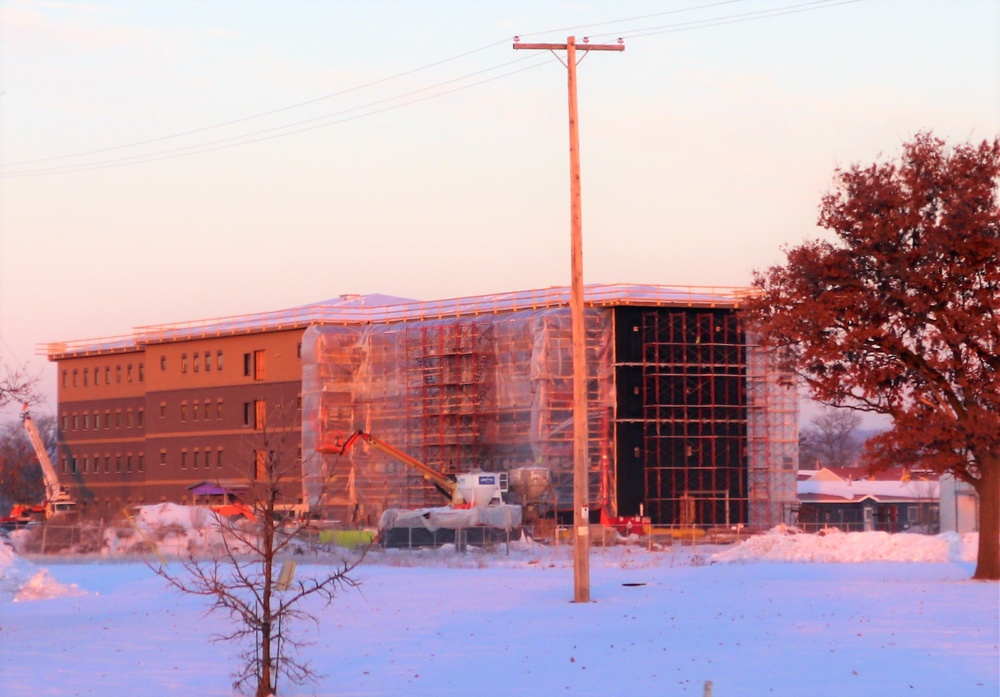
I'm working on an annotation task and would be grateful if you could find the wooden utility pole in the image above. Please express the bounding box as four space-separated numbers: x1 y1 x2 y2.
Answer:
513 35 624 603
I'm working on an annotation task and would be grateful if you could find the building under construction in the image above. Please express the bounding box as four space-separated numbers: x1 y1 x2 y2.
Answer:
44 284 798 530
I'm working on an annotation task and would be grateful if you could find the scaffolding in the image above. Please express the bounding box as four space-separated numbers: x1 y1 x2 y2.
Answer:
301 308 615 525
746 336 799 529
294 286 797 528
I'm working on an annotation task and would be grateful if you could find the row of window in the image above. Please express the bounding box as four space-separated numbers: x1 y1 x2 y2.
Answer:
63 343 304 391
172 350 224 374
63 453 145 475
61 397 296 433
63 363 144 389
167 447 226 470
62 448 227 474
169 348 278 380
165 398 225 422
162 398 267 428
62 409 145 432
65 444 303 481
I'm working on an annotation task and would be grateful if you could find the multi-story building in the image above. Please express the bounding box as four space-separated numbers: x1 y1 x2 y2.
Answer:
44 285 798 528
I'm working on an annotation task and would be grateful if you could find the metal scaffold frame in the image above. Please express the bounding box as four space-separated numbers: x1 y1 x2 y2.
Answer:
301 308 617 525
745 336 799 529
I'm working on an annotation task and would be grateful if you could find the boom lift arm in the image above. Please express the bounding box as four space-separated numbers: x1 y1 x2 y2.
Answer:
20 404 75 514
336 430 458 503
22 405 69 504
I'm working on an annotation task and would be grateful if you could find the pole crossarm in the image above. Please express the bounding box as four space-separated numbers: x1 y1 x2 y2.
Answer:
513 40 624 52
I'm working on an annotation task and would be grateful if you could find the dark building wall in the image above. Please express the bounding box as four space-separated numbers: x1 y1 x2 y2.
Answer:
614 307 748 526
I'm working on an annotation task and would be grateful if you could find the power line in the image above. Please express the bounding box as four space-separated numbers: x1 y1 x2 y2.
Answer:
591 0 862 41
1 57 554 177
0 38 511 170
516 0 745 38
0 0 864 177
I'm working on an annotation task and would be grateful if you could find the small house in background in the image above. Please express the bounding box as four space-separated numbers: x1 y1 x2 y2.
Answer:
795 467 940 534
939 474 978 534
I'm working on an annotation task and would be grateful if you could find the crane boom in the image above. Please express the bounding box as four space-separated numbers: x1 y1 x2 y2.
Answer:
21 404 73 509
337 430 458 502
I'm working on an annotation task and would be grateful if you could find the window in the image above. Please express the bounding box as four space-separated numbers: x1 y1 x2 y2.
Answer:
192 449 199 469
204 351 211 372
138 363 144 382
126 454 133 473
83 369 89 387
243 353 252 377
160 355 167 371
83 456 89 474
61 457 68 474
104 410 111 429
73 370 78 387
94 412 101 430
216 448 223 468
254 350 266 380
216 399 223 420
138 454 144 473
193 400 199 421
160 402 166 418
255 399 267 430
71 458 78 474
62 370 67 388
115 410 122 428
61 414 68 431
193 353 200 373
127 364 133 383
105 366 111 384
217 350 223 371
181 401 187 421
243 402 252 427
73 414 79 430
181 354 188 374
115 455 122 473
180 450 187 470
138 409 144 427
105 455 111 473
160 449 167 466
83 413 89 431
297 342 302 358
126 409 133 428
116 365 122 383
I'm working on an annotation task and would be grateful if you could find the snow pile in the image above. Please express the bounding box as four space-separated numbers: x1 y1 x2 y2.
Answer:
107 503 252 557
714 526 978 563
105 503 247 556
0 538 85 601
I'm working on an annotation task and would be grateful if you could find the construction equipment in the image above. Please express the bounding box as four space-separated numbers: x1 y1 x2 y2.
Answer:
1 405 76 527
332 430 520 548
334 430 508 508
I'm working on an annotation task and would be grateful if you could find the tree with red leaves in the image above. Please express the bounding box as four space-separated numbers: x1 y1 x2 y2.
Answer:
746 132 1000 580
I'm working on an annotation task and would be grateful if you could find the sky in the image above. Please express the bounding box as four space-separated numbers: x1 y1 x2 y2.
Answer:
1 0 998 415
1 522 996 696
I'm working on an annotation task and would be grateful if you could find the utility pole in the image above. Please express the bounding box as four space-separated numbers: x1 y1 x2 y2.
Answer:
513 35 624 604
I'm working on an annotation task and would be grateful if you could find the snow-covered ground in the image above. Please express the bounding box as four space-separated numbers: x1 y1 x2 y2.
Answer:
1 524 996 696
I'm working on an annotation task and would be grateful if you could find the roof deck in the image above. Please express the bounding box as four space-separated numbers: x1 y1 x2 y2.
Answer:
40 283 750 359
